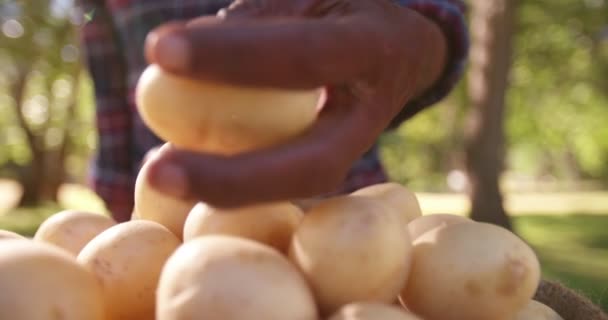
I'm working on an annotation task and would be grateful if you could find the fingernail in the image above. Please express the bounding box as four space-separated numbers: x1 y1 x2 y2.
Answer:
150 162 189 198
156 34 191 72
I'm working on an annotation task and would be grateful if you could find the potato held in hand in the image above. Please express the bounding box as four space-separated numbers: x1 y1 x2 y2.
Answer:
134 154 196 240
0 239 104 320
135 64 322 154
401 222 541 320
289 195 412 315
183 201 303 253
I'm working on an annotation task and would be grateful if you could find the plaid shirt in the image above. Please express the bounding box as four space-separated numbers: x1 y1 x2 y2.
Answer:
78 0 469 220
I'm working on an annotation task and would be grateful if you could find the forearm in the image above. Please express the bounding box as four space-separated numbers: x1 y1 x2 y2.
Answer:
389 0 469 127
402 6 448 101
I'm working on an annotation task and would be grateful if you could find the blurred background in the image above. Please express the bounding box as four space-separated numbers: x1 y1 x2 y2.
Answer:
1 0 607 311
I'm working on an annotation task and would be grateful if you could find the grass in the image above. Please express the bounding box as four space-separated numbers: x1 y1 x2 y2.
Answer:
0 204 62 237
0 185 606 312
0 183 109 237
514 214 608 312
416 191 608 216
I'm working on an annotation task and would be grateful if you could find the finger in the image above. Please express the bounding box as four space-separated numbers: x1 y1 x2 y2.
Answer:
144 90 386 207
145 17 382 89
142 146 162 164
144 21 189 70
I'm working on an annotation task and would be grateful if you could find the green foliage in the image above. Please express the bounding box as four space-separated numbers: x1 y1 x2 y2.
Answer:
380 0 608 189
66 72 97 181
0 205 62 237
515 214 608 312
380 101 460 191
507 0 608 181
0 0 96 182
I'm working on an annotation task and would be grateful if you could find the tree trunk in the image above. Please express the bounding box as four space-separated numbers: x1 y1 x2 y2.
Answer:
9 68 45 207
41 66 82 201
465 0 517 230
18 159 46 206
10 67 75 207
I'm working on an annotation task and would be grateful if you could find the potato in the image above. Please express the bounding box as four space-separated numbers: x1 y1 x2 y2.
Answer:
157 235 318 320
407 213 471 240
183 201 303 253
401 222 541 320
77 220 181 320
0 229 24 240
34 210 116 256
134 154 196 240
351 182 422 225
514 300 564 320
291 197 326 212
0 239 104 320
289 195 412 315
135 64 322 155
328 303 422 320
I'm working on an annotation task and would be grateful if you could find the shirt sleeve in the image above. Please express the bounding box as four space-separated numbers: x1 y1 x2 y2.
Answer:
78 0 134 221
388 0 470 128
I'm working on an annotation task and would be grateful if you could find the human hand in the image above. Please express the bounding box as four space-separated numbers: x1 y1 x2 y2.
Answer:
143 145 163 164
142 0 447 208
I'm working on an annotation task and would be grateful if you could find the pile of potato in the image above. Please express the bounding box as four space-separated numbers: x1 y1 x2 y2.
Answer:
0 182 563 320
0 65 565 319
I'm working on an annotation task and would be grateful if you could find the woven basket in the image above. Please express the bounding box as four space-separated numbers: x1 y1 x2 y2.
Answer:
534 279 608 320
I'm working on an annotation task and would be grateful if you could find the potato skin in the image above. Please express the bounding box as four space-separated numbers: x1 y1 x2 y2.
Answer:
183 201 303 254
77 220 181 320
157 235 318 320
34 210 116 256
514 300 564 320
134 157 196 240
407 213 471 240
136 64 322 154
289 195 413 316
0 229 25 240
352 182 423 225
401 222 541 320
0 239 105 320
328 303 422 320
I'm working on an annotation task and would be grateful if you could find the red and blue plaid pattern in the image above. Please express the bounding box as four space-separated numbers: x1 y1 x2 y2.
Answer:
78 0 469 220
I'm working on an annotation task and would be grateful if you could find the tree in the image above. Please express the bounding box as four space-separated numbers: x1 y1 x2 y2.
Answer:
379 0 608 196
0 0 86 206
464 0 517 230
507 0 608 183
